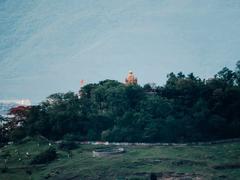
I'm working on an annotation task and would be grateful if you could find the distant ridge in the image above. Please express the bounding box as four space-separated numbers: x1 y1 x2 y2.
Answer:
0 99 31 116
0 99 31 106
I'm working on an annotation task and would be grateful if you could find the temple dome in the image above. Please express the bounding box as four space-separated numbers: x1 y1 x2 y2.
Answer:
125 71 137 85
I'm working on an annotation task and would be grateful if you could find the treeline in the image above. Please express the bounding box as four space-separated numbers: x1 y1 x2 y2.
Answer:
4 61 240 143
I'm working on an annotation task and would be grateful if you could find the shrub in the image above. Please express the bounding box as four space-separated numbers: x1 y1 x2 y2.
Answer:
1 167 8 173
101 130 111 141
58 141 78 150
9 128 26 142
150 173 157 180
1 151 11 159
63 133 83 141
31 147 57 164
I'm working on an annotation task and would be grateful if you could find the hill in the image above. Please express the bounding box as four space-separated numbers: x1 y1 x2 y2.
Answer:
0 137 240 179
2 64 240 144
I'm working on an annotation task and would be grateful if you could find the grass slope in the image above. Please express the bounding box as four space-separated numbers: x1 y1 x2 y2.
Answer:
0 137 240 180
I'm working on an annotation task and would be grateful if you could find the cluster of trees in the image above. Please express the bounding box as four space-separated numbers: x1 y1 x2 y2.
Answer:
2 61 240 143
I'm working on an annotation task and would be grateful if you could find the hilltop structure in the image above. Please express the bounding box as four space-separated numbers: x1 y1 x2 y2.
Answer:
125 71 138 85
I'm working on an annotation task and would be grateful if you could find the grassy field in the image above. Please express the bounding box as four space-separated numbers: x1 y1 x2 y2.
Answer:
0 137 240 180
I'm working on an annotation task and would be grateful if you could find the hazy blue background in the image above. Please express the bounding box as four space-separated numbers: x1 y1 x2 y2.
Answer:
0 0 240 103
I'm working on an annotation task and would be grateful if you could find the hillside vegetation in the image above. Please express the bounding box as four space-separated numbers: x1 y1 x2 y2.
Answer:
0 137 240 179
1 62 240 144
1 63 240 179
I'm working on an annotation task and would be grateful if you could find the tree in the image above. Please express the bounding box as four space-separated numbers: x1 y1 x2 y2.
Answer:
9 61 240 143
125 84 145 109
216 67 235 86
235 60 240 86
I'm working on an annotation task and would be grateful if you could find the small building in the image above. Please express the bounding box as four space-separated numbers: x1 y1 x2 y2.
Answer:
125 71 138 85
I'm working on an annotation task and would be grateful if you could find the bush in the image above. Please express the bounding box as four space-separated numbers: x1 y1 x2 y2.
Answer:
63 133 83 141
31 147 57 164
58 141 78 150
1 167 8 173
101 130 111 141
150 173 157 180
1 151 11 159
9 128 26 142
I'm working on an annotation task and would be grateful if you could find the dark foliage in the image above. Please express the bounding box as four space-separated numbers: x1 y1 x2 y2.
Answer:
11 61 240 142
30 147 57 164
58 141 78 150
150 173 157 180
1 167 8 173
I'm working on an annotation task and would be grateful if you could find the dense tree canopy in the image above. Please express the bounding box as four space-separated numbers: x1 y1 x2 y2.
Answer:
2 61 240 143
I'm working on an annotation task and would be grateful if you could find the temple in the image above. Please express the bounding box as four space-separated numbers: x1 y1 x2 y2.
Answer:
125 71 138 85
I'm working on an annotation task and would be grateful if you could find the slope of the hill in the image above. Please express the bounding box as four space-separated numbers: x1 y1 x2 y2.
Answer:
0 138 240 179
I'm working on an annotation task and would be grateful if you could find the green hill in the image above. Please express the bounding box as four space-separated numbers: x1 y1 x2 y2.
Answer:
0 138 240 180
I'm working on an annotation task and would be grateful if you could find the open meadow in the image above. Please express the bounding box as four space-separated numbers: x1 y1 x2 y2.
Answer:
0 137 240 180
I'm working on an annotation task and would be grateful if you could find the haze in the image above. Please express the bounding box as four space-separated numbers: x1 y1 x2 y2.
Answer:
0 0 240 103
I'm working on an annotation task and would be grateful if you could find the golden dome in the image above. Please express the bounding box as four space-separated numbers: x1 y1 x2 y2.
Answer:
125 71 137 85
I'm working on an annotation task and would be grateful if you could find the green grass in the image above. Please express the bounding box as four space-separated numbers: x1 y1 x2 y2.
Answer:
0 138 240 180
